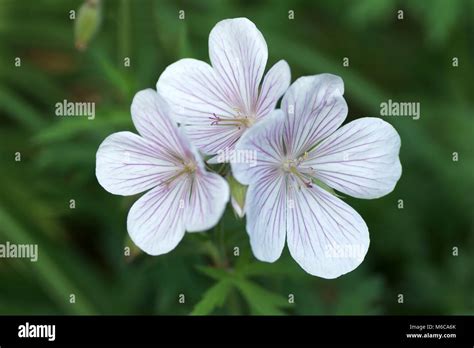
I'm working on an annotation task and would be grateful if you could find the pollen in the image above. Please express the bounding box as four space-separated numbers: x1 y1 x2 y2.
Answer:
183 160 197 174
282 152 314 189
160 160 197 187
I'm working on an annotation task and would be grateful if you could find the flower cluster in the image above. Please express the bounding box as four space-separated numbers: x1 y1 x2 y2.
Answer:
96 18 402 278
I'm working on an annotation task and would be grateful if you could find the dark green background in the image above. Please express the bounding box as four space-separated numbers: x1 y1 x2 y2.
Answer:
0 0 473 315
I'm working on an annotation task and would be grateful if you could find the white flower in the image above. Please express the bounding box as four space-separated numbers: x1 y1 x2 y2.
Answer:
96 89 229 255
156 17 291 157
231 74 402 278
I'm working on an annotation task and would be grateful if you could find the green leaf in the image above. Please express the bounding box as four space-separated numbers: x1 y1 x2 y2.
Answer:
234 279 290 315
237 258 299 278
196 265 231 281
0 86 45 130
347 0 395 27
34 109 130 144
196 265 292 315
191 280 232 315
333 276 384 315
0 205 97 315
90 50 134 99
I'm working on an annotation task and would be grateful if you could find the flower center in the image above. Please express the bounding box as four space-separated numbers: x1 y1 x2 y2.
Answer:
183 160 197 174
209 108 256 130
282 152 314 188
161 160 197 187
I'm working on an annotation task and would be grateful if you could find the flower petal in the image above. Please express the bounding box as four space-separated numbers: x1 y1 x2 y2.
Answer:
184 124 245 156
157 58 243 155
186 171 230 232
157 59 236 123
287 183 369 278
127 177 188 255
232 110 286 185
96 131 181 196
305 117 402 199
281 74 347 157
127 165 229 254
245 170 287 262
256 60 291 118
209 17 268 114
131 89 190 157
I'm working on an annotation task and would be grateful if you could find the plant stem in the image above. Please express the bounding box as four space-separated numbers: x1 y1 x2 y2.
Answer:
118 0 131 65
218 219 228 267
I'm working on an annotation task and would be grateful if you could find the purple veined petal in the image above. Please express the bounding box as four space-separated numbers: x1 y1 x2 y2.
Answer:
209 17 268 115
157 58 245 155
96 131 182 196
281 74 347 157
231 110 286 186
186 170 230 232
157 58 236 124
286 182 369 279
127 176 189 255
305 117 402 199
131 89 192 160
256 60 291 119
158 18 283 156
245 170 287 262
184 123 245 156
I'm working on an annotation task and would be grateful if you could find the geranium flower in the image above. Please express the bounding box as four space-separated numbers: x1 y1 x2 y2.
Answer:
156 17 291 157
96 89 229 255
231 74 402 278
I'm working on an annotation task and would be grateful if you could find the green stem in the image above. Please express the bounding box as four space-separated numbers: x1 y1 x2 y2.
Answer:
118 0 131 64
227 287 241 315
218 219 228 267
202 240 221 267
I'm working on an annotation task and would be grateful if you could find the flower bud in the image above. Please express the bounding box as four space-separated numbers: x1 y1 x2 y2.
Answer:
74 0 101 51
227 174 247 218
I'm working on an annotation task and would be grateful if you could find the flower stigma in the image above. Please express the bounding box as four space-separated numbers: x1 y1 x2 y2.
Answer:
160 159 197 188
282 152 314 189
209 108 256 130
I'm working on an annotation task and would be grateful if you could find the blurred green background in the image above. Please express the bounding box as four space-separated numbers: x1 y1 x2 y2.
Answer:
0 0 473 315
